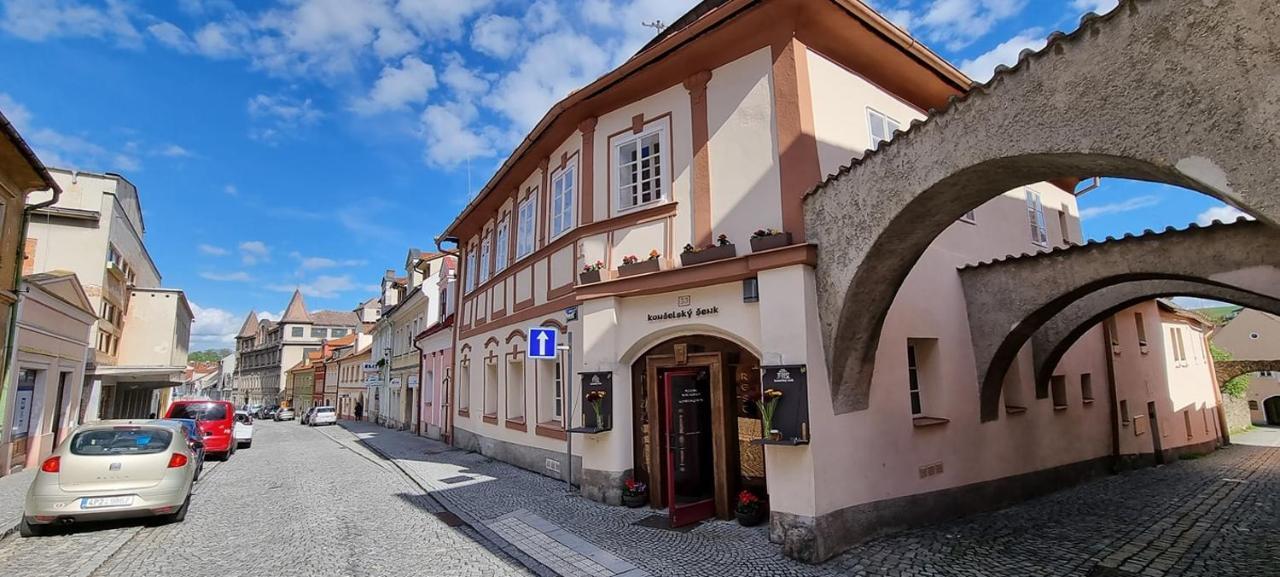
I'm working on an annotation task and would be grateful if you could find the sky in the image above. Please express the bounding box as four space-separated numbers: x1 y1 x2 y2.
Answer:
0 0 1247 350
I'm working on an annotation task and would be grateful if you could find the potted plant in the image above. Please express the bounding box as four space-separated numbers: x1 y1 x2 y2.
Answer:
735 490 767 526
749 228 792 252
680 234 736 266
756 388 783 441
618 250 661 277
585 389 608 429
623 478 647 508
579 260 604 284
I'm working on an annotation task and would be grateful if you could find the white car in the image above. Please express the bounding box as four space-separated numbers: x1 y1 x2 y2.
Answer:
233 411 254 449
21 420 198 536
309 406 337 426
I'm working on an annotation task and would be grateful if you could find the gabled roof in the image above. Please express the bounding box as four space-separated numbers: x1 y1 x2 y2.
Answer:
312 310 360 327
24 270 94 316
237 310 259 338
281 290 312 324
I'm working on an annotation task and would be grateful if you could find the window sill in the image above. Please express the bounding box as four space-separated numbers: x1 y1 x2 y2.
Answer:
536 422 567 441
482 414 498 425
1082 399 1095 405
457 409 470 418
614 197 671 217
1053 405 1069 411
505 418 527 432
1004 405 1028 415
912 416 949 428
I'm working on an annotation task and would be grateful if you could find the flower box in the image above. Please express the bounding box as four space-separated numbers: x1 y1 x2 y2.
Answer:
618 259 660 277
680 243 736 266
750 232 792 253
623 492 647 508
579 269 602 284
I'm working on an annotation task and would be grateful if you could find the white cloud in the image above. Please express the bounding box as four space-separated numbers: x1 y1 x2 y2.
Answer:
470 14 520 59
223 184 238 196
1078 195 1159 220
147 21 195 51
1195 205 1254 226
523 1 561 33
200 270 253 282
158 144 193 157
352 55 436 115
288 251 367 270
440 54 489 95
486 31 611 129
0 92 141 172
917 0 1027 51
198 243 229 256
959 28 1045 81
247 93 322 142
238 240 270 265
0 0 142 48
258 310 282 323
420 100 496 169
269 274 358 299
189 301 246 349
1071 0 1118 15
396 0 493 41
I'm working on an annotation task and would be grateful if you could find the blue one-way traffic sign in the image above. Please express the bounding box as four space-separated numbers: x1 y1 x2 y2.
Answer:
528 327 558 359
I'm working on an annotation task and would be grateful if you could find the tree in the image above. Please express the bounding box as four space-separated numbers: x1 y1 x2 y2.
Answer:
189 349 232 363
1210 343 1249 399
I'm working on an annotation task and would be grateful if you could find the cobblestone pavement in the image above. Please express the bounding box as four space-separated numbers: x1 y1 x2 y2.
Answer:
0 468 35 537
0 421 530 577
331 421 1280 577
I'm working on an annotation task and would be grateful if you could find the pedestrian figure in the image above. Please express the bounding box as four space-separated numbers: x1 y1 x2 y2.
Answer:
354 402 363 421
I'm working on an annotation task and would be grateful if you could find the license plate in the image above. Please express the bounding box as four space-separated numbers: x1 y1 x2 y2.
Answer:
82 496 133 509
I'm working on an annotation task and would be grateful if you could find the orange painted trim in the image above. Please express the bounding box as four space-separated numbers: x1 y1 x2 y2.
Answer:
513 296 535 312
548 281 574 301
459 343 472 355
684 70 714 248
772 35 819 243
578 118 597 226
458 296 577 341
575 243 817 301
538 158 550 248
536 422 568 441
505 418 528 432
483 336 501 349
505 329 526 344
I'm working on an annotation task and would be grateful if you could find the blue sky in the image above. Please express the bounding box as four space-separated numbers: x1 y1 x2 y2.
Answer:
0 0 1245 349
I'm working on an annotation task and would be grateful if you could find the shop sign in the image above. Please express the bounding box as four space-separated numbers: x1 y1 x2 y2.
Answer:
647 306 719 322
390 377 402 388
364 375 380 386
407 375 418 389
361 363 379 373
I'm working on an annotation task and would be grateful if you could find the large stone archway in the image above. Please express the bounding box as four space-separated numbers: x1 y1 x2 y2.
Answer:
1031 282 1280 404
803 0 1280 414
956 220 1280 421
1215 360 1280 386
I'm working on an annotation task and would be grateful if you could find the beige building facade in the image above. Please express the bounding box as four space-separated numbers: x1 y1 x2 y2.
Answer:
1212 308 1280 425
232 290 359 407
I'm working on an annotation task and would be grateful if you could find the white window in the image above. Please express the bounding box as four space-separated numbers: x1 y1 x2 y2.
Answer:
464 246 477 292
615 124 666 210
479 235 491 282
550 162 576 238
907 344 922 416
1025 188 1048 246
517 196 536 258
867 108 900 149
553 360 563 420
494 215 509 272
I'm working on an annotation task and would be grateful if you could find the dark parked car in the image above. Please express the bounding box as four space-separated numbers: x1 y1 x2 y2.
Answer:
152 418 206 481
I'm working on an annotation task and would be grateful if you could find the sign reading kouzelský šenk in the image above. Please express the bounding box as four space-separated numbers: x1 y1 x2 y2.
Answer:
647 306 719 322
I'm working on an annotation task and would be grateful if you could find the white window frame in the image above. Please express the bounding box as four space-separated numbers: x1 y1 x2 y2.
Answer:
553 360 563 420
464 245 477 293
550 161 576 239
517 195 536 258
479 234 491 282
494 215 509 272
867 107 900 150
1025 188 1048 247
613 119 669 212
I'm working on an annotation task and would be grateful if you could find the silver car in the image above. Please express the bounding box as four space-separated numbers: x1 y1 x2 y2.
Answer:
309 406 337 426
275 408 296 421
21 420 199 536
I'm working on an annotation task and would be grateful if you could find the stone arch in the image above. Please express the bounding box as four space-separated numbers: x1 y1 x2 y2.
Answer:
958 220 1280 421
1032 282 1280 400
1215 360 1280 387
803 0 1280 414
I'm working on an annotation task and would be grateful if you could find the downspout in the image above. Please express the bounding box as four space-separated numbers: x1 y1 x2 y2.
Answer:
0 187 61 473
434 235 460 445
1102 320 1122 472
413 331 425 437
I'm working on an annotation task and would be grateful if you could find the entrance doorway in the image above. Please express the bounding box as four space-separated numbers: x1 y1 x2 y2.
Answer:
631 335 765 526
1264 396 1280 426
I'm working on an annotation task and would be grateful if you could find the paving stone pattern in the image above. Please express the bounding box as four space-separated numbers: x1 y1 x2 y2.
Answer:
0 468 34 537
487 510 646 577
0 422 530 577
336 421 1280 577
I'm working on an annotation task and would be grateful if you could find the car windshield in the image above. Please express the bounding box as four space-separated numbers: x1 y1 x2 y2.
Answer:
71 428 173 456
317 407 334 413
170 403 228 421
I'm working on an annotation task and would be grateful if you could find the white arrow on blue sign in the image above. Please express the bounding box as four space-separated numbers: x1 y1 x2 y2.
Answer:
528 327 558 359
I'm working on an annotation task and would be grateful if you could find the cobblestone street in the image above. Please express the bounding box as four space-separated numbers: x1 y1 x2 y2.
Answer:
1 422 1277 577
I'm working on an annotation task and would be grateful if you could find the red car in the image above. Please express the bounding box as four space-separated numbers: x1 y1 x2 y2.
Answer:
164 400 236 460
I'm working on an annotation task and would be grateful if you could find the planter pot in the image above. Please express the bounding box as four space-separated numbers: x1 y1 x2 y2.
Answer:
749 232 792 253
680 243 737 266
736 506 767 527
618 259 660 277
622 492 647 508
579 269 602 284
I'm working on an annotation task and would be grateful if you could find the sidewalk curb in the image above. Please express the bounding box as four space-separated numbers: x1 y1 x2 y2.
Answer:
325 423 562 577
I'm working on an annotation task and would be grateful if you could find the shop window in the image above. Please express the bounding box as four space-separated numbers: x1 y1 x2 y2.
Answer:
1080 373 1094 403
866 107 900 149
506 359 525 421
1051 375 1068 409
550 161 575 238
614 121 667 210
484 360 498 418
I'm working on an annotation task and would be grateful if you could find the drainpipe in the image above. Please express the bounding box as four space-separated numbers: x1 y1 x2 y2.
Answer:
0 186 61 474
1102 320 1122 472
435 235 459 445
412 331 425 437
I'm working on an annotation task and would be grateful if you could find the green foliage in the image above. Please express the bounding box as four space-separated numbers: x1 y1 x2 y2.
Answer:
189 349 232 363
1210 343 1249 399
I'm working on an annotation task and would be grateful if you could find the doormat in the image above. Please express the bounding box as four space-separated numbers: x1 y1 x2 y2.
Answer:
632 514 701 533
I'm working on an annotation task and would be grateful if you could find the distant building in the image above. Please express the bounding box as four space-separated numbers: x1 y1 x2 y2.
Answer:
372 250 450 431
232 290 360 406
1211 308 1280 425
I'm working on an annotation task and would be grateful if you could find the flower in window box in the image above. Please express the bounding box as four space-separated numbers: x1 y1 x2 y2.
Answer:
751 228 782 239
621 255 640 265
648 249 661 261
682 243 699 254
716 234 730 246
581 260 604 273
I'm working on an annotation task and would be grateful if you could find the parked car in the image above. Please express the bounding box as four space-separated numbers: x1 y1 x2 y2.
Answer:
164 400 237 460
300 407 316 425
261 407 278 420
274 408 295 421
309 406 336 426
151 418 205 481
21 420 199 537
233 411 254 449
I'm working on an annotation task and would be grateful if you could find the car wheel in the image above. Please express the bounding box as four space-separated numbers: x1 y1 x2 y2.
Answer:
230 442 236 456
165 496 190 524
18 518 48 538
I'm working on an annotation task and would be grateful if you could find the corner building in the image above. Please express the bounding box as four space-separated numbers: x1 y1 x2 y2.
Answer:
440 0 1195 561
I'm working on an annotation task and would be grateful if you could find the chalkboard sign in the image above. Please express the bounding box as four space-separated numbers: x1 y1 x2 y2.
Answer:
759 365 810 445
573 371 613 433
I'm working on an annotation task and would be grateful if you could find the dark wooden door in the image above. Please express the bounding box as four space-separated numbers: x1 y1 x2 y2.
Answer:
664 368 715 526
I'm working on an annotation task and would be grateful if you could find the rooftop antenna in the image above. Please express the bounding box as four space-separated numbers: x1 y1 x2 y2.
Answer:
642 20 666 32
